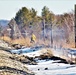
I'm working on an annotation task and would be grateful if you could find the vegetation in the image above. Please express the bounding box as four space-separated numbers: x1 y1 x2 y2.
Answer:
0 48 35 75
0 24 2 34
0 6 75 48
15 7 38 27
41 6 55 24
15 6 55 28
0 5 75 75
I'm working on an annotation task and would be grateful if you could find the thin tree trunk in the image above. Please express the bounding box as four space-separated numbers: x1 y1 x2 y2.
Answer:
75 5 76 48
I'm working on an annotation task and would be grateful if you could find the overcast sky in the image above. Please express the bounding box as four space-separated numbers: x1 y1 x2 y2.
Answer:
0 0 76 20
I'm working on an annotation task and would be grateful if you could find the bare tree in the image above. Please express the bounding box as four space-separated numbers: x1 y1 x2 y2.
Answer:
8 19 23 39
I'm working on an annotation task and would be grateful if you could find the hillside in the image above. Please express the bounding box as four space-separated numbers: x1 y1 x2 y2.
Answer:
0 40 35 75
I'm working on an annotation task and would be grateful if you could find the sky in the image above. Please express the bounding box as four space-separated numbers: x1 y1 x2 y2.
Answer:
0 0 76 20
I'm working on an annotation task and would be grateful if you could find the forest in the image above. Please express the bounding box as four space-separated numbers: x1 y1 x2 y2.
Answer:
0 6 75 48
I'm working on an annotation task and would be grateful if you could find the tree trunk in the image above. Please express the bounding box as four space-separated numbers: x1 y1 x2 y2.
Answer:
75 5 76 47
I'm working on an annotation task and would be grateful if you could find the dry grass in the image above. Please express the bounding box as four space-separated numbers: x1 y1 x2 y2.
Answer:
0 36 31 47
39 48 53 56
36 39 50 46
62 43 75 48
0 36 11 43
0 36 75 48
0 50 34 75
0 72 17 75
11 37 31 47
34 48 53 59
0 36 50 47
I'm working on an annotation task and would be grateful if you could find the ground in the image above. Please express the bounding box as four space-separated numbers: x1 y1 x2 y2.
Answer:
0 39 76 75
0 42 35 75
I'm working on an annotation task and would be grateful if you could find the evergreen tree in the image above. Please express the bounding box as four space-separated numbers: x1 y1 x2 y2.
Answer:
42 6 55 22
41 6 55 28
15 7 39 27
15 7 31 27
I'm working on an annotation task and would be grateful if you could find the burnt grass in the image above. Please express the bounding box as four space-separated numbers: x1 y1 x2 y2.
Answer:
50 56 74 64
50 56 68 64
0 66 32 75
9 55 37 65
35 55 75 64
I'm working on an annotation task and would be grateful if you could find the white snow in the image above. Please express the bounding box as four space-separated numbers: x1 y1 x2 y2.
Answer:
22 48 49 57
24 48 76 75
10 47 76 75
26 60 76 75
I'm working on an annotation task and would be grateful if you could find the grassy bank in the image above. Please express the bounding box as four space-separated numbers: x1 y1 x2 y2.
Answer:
0 48 34 75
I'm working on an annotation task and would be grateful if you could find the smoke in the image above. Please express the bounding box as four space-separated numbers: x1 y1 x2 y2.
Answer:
38 24 74 48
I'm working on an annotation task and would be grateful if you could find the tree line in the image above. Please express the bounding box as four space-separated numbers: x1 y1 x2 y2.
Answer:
15 6 55 27
0 6 74 47
15 6 74 42
14 6 74 34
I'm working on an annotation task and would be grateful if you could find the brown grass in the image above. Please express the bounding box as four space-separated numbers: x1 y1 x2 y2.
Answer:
0 36 31 47
0 36 75 48
62 43 75 48
0 50 34 75
0 36 11 43
36 39 50 46
12 37 31 47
